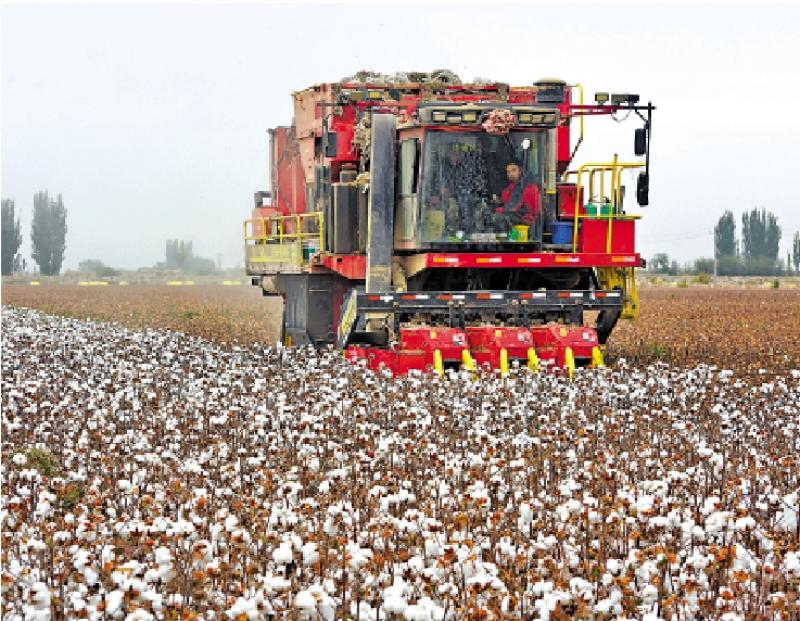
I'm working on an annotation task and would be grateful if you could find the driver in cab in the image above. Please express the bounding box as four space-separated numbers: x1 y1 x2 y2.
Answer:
494 162 541 227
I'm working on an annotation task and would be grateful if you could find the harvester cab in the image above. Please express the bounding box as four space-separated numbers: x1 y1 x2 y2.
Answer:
244 72 655 375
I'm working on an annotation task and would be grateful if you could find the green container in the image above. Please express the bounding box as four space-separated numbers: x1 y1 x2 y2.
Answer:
584 202 613 218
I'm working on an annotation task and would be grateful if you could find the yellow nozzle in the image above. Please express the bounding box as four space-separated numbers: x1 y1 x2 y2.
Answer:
433 349 444 376
591 345 605 368
527 347 539 372
564 346 576 379
461 349 476 372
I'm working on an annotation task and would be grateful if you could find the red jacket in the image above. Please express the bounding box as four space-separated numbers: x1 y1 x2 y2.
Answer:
496 181 541 225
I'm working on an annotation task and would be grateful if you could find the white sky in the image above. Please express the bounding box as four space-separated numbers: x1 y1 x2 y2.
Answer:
2 3 800 269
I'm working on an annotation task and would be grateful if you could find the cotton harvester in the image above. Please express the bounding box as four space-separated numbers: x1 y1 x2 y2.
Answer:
244 71 654 375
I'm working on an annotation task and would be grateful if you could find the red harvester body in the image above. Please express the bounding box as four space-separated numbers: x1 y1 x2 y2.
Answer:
244 71 654 375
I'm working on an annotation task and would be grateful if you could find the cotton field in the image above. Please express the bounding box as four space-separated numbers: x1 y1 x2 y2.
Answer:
2 307 799 621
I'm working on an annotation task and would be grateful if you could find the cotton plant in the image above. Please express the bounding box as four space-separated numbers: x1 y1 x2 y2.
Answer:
1 306 799 620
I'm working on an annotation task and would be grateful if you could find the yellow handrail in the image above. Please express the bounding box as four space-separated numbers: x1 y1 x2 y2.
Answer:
244 211 324 266
569 83 584 164
564 158 645 251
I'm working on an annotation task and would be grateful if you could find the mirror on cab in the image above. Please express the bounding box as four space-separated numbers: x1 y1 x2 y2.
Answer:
637 172 649 206
634 127 647 157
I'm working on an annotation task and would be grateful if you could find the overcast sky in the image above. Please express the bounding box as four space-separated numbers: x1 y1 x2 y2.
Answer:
3 3 799 270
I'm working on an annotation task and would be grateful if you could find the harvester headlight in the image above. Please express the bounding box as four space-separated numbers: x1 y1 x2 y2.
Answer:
595 92 609 104
518 113 533 124
542 114 555 124
610 93 627 105
431 110 447 122
446 114 462 124
626 93 640 104
461 111 478 123
367 90 383 100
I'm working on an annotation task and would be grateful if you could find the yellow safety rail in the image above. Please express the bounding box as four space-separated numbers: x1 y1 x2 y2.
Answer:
562 155 645 252
243 211 324 267
569 83 584 164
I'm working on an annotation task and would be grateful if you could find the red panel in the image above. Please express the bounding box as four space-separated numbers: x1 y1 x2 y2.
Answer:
579 220 636 254
400 326 467 361
345 323 599 376
424 252 641 269
320 254 366 280
272 127 307 215
530 324 598 366
466 326 533 367
557 184 584 220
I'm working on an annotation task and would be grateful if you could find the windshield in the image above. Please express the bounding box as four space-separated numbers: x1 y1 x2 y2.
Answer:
419 129 546 244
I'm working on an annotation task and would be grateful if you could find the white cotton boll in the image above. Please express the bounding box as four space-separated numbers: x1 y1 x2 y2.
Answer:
117 480 131 492
125 609 154 621
649 516 671 528
595 589 621 614
407 556 425 573
302 542 320 566
83 567 99 586
777 493 798 533
154 547 173 565
519 502 533 524
639 583 659 605
268 575 292 592
106 591 124 615
383 596 408 615
224 514 238 532
12 453 27 466
636 495 654 516
28 582 51 609
295 590 316 616
705 511 732 534
569 577 594 599
784 552 800 578
735 516 756 531
403 605 432 621
424 538 442 558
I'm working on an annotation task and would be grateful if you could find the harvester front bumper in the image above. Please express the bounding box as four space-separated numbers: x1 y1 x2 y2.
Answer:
339 289 620 376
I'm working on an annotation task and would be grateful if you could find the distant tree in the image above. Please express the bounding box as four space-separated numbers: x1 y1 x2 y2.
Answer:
718 254 743 276
741 208 780 263
650 253 670 273
185 255 216 276
165 239 193 271
693 257 714 274
78 259 120 278
31 191 67 276
2 198 23 275
714 210 736 258
793 232 800 273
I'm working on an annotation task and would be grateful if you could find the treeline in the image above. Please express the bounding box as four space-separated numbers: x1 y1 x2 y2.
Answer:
2 192 220 277
650 207 800 276
2 192 67 276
